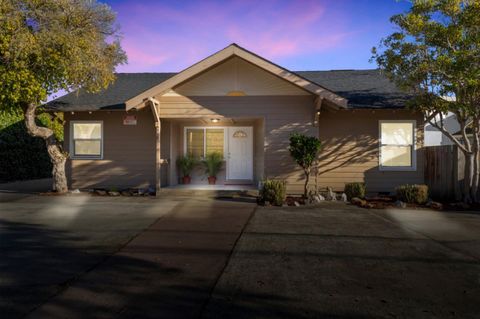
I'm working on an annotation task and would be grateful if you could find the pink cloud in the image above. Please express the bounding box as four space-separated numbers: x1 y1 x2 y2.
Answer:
112 0 354 72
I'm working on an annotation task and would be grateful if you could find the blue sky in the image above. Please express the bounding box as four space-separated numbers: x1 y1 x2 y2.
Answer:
104 0 411 72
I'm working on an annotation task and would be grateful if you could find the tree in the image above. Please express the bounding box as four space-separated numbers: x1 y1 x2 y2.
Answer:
288 133 322 198
372 0 480 203
0 0 126 193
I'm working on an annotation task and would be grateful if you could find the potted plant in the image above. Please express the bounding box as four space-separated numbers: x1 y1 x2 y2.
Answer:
177 155 196 184
202 152 223 185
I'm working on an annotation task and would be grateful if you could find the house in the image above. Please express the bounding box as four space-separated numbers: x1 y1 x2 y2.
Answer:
48 43 424 194
424 112 459 146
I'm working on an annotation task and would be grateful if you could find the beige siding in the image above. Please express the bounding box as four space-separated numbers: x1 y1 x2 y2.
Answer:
64 109 156 189
64 99 424 194
173 57 310 96
317 109 424 193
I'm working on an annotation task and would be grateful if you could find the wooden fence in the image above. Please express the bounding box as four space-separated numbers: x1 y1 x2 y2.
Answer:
424 145 462 201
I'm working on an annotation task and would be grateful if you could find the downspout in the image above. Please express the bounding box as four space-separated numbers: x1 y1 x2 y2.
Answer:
148 97 161 196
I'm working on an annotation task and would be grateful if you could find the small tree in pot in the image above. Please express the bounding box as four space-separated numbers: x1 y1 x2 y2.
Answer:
177 155 196 184
202 152 223 185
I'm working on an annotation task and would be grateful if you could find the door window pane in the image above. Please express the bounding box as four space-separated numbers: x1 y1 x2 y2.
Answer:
206 129 224 156
186 128 204 158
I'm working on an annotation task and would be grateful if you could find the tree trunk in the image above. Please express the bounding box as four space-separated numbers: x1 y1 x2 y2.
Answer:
23 102 68 193
304 169 310 199
463 152 474 204
471 124 480 203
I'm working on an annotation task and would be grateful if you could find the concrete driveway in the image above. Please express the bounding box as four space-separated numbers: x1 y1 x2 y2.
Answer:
0 193 255 318
204 202 480 319
2 192 480 319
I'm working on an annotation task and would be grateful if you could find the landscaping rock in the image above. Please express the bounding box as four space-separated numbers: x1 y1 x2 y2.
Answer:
294 201 301 207
426 199 443 210
326 187 337 201
95 189 107 196
351 197 367 207
394 200 407 208
430 201 443 210
108 191 120 196
69 189 81 194
121 191 131 196
451 202 470 210
340 193 348 202
312 194 325 203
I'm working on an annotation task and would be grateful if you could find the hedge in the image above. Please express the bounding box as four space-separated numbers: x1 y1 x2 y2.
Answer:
0 109 63 182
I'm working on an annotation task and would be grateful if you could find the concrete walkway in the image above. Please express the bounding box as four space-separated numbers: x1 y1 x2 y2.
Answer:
26 197 255 319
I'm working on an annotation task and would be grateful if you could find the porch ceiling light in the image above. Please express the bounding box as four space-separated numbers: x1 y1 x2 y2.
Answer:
210 118 220 123
227 90 246 96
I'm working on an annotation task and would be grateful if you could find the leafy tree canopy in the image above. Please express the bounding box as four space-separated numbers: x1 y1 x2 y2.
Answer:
372 0 480 202
372 0 480 122
0 0 127 107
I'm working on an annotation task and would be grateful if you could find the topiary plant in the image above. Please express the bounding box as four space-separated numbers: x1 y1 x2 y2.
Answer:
288 133 322 198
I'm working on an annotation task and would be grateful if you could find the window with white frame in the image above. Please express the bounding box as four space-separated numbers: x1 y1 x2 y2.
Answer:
71 122 103 159
185 127 224 158
379 121 416 170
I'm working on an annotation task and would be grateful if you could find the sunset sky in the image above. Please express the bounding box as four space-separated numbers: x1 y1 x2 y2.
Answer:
105 0 411 72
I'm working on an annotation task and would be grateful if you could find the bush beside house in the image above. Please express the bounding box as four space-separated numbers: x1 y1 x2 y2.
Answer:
259 179 287 206
344 182 366 200
0 109 63 182
396 184 429 204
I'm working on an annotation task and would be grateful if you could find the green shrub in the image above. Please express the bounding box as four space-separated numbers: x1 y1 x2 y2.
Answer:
259 179 287 206
396 184 429 204
176 155 196 177
0 109 63 182
344 182 366 200
202 152 223 177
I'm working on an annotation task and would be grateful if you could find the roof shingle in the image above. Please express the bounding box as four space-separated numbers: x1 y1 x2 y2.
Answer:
47 69 412 111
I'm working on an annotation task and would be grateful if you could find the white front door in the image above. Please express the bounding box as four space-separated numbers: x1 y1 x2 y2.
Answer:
227 127 253 180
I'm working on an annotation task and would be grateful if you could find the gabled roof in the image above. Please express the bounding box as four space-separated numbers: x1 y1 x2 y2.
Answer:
123 43 347 110
47 69 413 111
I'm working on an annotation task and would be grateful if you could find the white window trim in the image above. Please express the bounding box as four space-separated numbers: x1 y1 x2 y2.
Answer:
378 120 417 171
183 126 227 159
70 120 104 160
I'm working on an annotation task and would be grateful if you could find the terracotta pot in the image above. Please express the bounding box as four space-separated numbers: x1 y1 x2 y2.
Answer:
207 176 216 185
182 176 191 184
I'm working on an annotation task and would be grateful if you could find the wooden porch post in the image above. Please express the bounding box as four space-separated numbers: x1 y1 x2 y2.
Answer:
149 98 161 196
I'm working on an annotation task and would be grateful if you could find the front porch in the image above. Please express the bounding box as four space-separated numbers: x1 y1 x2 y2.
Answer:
159 117 265 188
